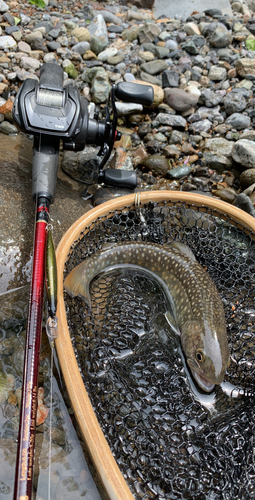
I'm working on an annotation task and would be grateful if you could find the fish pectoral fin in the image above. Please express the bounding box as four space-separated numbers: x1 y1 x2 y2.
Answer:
165 311 180 336
167 241 196 261
64 266 91 306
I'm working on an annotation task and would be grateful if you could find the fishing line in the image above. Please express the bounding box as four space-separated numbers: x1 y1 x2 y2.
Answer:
46 318 58 500
45 220 59 500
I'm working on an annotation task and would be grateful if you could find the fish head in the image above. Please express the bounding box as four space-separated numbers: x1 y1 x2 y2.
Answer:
181 319 229 393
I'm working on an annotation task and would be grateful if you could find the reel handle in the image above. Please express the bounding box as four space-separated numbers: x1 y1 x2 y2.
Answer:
115 82 154 107
99 168 137 190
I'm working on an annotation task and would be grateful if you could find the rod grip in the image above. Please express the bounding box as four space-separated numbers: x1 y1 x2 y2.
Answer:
39 63 64 91
115 82 154 107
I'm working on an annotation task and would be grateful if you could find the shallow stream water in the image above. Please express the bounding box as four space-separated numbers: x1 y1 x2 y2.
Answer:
0 285 105 500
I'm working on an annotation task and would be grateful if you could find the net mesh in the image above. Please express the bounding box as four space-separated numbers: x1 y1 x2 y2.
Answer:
64 201 255 500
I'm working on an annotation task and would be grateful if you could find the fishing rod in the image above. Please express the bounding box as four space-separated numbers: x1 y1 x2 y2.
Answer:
12 62 153 499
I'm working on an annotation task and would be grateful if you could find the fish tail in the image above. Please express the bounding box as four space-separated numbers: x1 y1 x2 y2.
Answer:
64 264 91 306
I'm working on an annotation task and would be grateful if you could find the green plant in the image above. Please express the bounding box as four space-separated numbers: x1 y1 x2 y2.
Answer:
246 39 255 51
29 0 46 8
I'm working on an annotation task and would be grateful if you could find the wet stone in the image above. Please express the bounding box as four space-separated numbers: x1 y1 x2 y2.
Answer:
213 187 237 203
203 152 233 171
92 187 133 206
62 147 100 184
140 154 170 176
0 122 17 134
167 165 192 179
239 168 255 188
234 193 255 217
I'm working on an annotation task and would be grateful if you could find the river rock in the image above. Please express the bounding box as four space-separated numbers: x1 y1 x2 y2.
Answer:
233 193 255 217
0 122 18 134
71 27 91 42
209 26 233 47
184 22 201 36
141 154 170 176
139 50 155 62
0 371 15 404
62 59 78 79
156 112 187 128
93 187 133 206
164 88 199 111
62 147 100 184
138 23 161 44
167 165 191 179
99 10 122 25
189 119 212 134
116 103 143 116
98 47 118 62
223 91 247 115
203 152 233 171
208 66 227 81
72 41 90 55
239 168 255 188
200 88 225 107
0 35 16 49
232 139 255 168
0 0 8 13
122 25 140 42
236 58 255 77
204 137 233 157
91 69 111 103
162 70 179 88
25 31 43 44
20 56 40 71
88 15 108 44
225 113 251 130
214 187 237 203
140 60 169 75
107 52 126 65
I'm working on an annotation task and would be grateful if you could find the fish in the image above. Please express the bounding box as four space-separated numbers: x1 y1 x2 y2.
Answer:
64 241 229 392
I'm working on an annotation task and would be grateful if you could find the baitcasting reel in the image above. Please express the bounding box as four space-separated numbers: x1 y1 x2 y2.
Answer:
13 63 154 192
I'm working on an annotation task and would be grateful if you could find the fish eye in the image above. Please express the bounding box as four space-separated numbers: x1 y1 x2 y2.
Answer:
196 349 205 363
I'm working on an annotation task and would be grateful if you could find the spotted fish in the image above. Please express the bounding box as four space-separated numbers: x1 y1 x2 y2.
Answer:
64 241 229 392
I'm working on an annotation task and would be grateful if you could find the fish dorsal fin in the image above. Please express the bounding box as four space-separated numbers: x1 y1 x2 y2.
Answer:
167 241 196 261
100 242 117 251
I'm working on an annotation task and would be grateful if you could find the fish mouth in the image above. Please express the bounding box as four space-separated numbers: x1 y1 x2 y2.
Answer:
187 359 215 392
192 370 215 393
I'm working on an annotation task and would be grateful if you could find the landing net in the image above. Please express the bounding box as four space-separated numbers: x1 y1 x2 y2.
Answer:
64 200 255 500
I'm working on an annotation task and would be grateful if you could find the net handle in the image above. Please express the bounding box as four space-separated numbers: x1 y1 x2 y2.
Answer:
55 191 255 500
